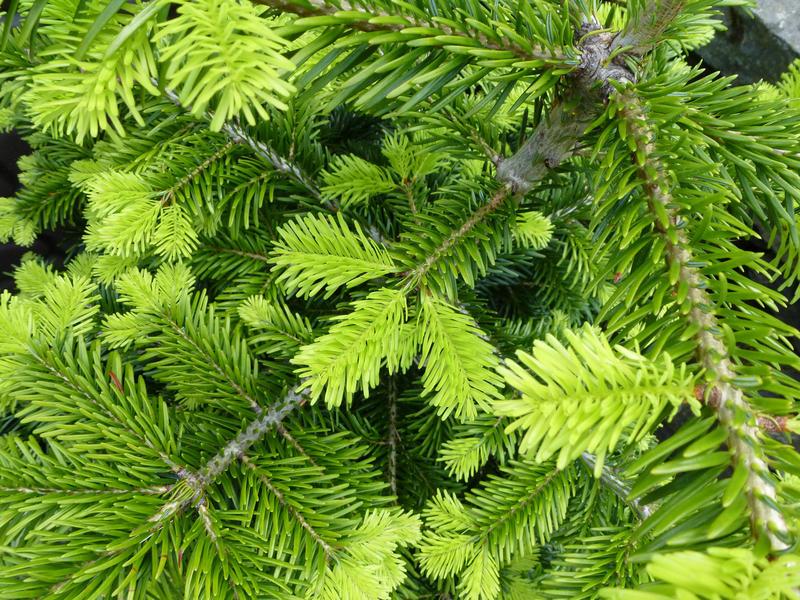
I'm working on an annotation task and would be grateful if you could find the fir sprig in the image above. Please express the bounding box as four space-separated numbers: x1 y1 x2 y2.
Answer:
1 0 798 598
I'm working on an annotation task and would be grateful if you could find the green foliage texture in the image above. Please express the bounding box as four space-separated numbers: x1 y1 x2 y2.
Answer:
1 0 800 599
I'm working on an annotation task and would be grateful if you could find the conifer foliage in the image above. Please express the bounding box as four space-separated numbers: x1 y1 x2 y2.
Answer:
1 0 800 598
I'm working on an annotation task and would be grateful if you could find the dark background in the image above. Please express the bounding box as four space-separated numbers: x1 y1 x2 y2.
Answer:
0 131 66 290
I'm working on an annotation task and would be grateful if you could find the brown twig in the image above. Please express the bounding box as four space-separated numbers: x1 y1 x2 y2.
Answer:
387 375 399 498
695 385 791 433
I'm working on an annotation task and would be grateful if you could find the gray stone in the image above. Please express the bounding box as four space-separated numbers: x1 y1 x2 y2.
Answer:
696 0 800 84
757 0 800 55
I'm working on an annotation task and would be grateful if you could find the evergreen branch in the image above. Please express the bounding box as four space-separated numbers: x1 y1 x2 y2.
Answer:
154 0 295 123
402 104 579 289
141 387 307 557
415 295 503 420
602 547 800 600
45 552 120 598
406 183 512 285
221 117 323 202
479 468 559 542
276 421 320 467
272 213 401 299
419 463 574 593
239 452 340 561
161 85 322 201
159 308 264 415
292 287 410 407
239 295 315 357
5 0 800 596
514 210 553 250
616 89 790 553
439 415 516 481
199 386 307 483
27 347 183 475
195 505 245 600
321 154 397 206
407 9 672 281
256 0 566 63
161 139 238 205
498 326 696 472
442 109 503 168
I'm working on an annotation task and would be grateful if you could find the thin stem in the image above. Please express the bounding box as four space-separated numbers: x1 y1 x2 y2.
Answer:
580 452 652 519
406 183 512 284
220 119 323 202
46 552 118 597
0 485 172 495
161 139 237 205
160 85 322 201
239 453 339 561
200 245 272 263
480 469 559 541
388 375 399 498
402 180 417 214
160 309 263 415
276 422 320 467
442 108 503 167
196 497 218 542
